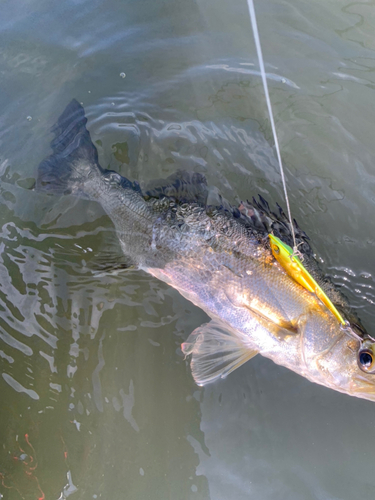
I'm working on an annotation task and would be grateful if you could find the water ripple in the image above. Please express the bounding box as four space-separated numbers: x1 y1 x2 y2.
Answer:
207 63 300 89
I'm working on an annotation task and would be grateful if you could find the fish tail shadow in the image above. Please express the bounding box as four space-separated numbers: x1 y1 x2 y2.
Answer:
36 99 103 197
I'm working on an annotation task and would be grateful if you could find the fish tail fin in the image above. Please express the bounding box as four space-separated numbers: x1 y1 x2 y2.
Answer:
181 320 258 386
36 99 103 196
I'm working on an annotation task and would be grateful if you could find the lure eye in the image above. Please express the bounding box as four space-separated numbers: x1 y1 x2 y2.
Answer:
358 349 375 373
272 245 280 255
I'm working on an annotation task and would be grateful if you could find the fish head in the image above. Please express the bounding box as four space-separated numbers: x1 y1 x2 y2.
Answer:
303 317 375 402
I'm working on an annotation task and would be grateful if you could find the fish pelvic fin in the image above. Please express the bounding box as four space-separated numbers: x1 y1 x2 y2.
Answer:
36 99 102 196
181 319 258 386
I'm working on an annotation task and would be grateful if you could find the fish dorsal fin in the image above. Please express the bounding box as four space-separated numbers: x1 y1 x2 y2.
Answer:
238 198 312 258
181 320 258 386
144 170 209 204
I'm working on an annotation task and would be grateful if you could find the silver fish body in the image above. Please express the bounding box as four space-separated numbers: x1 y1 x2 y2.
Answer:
37 100 375 402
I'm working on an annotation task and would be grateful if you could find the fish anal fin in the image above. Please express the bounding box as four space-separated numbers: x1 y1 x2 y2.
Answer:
181 320 258 386
84 247 135 276
87 256 135 276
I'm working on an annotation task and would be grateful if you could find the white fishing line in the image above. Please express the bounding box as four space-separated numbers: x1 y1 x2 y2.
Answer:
246 0 299 254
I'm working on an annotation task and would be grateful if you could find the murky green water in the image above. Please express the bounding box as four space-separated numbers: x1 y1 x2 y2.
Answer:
1 0 375 498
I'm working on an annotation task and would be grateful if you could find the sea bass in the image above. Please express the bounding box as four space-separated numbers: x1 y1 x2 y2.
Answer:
37 100 375 402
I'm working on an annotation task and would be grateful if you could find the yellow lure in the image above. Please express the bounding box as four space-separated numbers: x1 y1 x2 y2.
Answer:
268 234 345 325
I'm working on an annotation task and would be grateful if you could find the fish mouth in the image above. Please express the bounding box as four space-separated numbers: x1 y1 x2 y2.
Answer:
313 348 375 402
347 375 375 401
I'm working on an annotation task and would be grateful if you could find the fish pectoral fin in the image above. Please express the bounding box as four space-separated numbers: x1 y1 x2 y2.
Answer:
181 319 258 386
242 304 299 335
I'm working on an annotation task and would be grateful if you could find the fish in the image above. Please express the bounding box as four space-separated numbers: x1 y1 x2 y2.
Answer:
36 99 375 402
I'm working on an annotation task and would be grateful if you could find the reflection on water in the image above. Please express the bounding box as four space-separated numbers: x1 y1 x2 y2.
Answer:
0 195 210 498
1 0 375 498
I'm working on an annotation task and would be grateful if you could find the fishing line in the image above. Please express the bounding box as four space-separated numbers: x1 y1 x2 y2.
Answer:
245 1 370 346
244 1 375 350
245 0 300 256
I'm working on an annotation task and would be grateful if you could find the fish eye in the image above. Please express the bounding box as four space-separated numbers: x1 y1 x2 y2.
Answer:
358 349 375 373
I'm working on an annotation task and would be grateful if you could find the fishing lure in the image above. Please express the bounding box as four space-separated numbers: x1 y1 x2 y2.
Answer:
269 234 345 325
